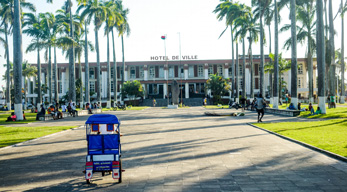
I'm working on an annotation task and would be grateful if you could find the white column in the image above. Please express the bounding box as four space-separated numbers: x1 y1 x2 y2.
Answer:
144 65 148 81
102 71 107 98
124 69 128 81
204 63 209 79
142 84 146 99
164 83 167 99
184 64 188 80
28 77 31 94
62 72 65 95
288 69 291 94
185 82 189 99
224 63 229 78
42 72 45 84
164 68 168 80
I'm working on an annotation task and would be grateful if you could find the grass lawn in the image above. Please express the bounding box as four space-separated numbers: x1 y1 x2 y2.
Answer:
268 104 347 118
0 112 37 125
0 125 77 148
254 119 347 157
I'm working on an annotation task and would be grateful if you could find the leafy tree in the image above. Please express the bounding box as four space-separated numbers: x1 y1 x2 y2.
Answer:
205 74 231 104
121 80 143 105
265 53 291 101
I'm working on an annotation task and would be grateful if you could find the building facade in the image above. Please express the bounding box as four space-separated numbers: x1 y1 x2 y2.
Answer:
25 57 317 105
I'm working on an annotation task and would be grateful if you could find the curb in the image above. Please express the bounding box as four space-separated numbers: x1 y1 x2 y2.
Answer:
247 123 347 163
0 125 84 151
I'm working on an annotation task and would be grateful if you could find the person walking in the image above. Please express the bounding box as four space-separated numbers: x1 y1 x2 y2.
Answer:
256 93 266 123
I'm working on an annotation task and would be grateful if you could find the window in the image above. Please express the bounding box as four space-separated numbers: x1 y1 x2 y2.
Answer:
239 78 243 88
140 66 144 78
169 66 174 78
229 67 232 77
59 83 62 93
111 67 114 78
149 66 155 78
90 81 95 92
130 66 136 79
180 66 184 78
208 66 213 75
189 66 194 78
111 81 114 92
159 66 164 78
239 64 243 76
217 65 223 76
90 68 95 79
298 64 303 74
198 65 204 77
298 78 302 88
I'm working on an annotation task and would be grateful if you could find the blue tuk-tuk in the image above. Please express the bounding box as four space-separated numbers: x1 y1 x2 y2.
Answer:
84 114 122 184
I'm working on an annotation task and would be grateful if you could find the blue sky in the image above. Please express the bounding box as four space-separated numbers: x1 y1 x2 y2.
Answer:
0 0 346 88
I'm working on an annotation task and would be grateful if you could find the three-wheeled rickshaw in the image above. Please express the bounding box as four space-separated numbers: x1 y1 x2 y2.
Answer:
84 114 122 184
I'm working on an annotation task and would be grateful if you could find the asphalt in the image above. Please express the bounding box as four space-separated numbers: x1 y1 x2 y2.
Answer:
0 107 346 192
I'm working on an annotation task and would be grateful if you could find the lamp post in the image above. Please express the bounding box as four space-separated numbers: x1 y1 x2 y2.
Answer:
178 32 182 106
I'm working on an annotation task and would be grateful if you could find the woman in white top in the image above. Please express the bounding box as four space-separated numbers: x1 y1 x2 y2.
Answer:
256 93 265 122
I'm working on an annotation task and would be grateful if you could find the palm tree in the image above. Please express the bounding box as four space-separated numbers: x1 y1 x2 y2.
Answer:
280 1 316 104
78 0 113 105
265 53 291 101
103 0 121 108
328 0 336 102
214 1 245 101
316 0 327 113
289 0 298 109
22 12 44 108
273 0 279 109
22 60 37 107
233 7 259 100
115 1 130 102
252 0 271 98
233 5 254 100
340 0 347 103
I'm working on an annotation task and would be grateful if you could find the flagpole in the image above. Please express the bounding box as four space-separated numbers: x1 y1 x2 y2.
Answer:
164 34 169 106
178 32 182 106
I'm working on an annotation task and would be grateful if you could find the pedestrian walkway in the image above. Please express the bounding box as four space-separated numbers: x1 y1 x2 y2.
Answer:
0 107 346 191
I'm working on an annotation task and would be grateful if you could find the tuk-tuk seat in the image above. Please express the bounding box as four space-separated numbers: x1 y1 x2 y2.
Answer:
87 134 120 155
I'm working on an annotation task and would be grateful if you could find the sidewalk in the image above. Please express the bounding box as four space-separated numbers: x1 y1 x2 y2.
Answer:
0 107 346 191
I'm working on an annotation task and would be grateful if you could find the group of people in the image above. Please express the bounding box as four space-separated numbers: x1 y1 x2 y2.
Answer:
6 111 26 122
287 102 321 115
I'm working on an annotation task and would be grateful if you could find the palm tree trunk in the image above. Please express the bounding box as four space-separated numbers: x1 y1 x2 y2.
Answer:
112 28 118 105
13 0 23 120
324 0 330 97
308 35 314 103
273 0 279 109
249 37 254 99
329 0 336 100
4 22 11 110
79 56 82 107
235 42 239 102
317 0 327 114
84 22 90 104
68 0 76 103
95 24 101 104
48 45 52 104
106 24 111 108
290 0 298 109
242 38 246 99
54 46 58 104
260 13 265 97
341 0 345 104
268 24 273 104
121 35 125 101
37 45 42 109
231 26 235 100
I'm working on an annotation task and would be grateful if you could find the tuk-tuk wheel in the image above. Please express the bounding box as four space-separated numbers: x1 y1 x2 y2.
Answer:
86 179 91 184
118 160 122 183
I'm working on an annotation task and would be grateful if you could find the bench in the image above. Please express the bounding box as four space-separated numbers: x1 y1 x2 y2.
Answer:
264 108 301 117
38 113 70 121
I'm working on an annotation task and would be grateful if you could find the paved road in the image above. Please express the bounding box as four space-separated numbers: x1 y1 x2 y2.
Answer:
0 107 346 192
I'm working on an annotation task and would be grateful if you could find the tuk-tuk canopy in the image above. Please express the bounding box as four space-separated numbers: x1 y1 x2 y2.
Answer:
86 114 120 125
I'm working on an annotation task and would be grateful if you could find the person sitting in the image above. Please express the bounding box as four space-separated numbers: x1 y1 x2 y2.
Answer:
47 105 56 119
61 103 67 112
297 103 306 111
287 103 295 110
6 112 17 122
36 105 46 120
86 103 93 114
71 103 77 117
313 107 321 115
310 106 315 115
23 111 26 120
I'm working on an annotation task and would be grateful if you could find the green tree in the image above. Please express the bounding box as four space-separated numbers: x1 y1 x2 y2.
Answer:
22 60 37 108
265 53 291 101
339 0 346 103
205 74 231 105
22 13 44 108
78 0 114 104
280 1 316 103
121 80 143 106
214 1 245 101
